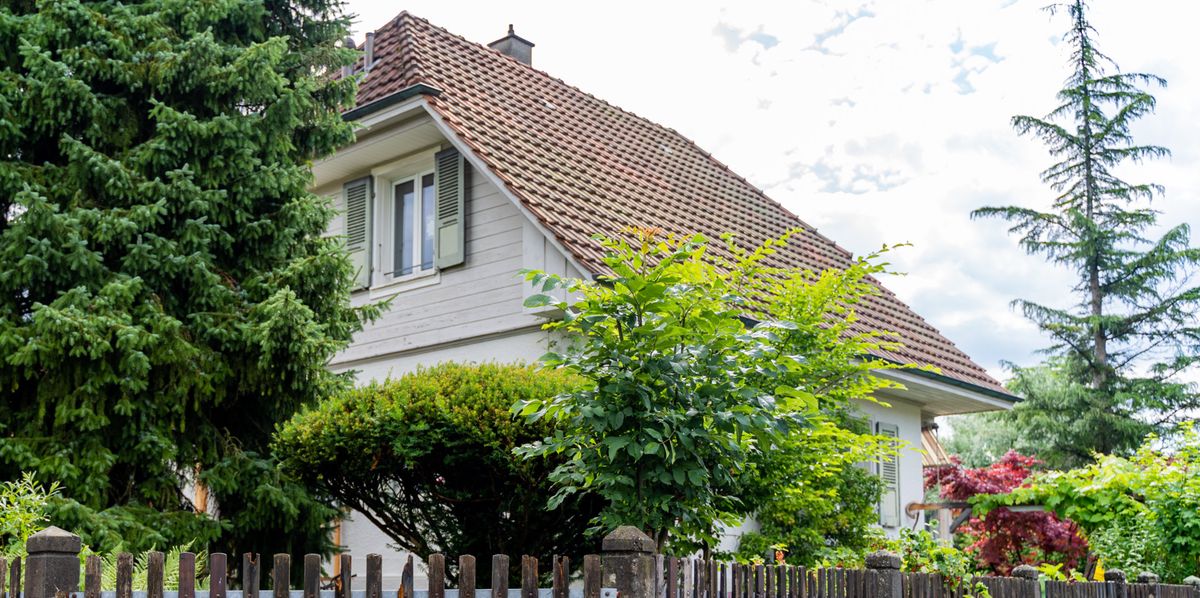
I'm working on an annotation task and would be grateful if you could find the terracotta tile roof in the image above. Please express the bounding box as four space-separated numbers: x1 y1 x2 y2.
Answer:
350 12 1012 398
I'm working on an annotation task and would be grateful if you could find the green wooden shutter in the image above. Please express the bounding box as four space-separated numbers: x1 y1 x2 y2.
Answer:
343 175 373 289
434 147 466 269
877 421 901 528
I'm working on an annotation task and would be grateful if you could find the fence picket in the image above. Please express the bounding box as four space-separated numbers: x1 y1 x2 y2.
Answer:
402 555 414 598
338 555 351 598
767 566 776 598
365 554 381 598
5 558 17 598
705 557 715 598
492 555 509 598
669 558 680 598
117 553 134 598
553 556 569 598
271 554 289 598
304 555 321 598
86 555 102 598
243 554 259 598
522 556 538 598
429 554 446 598
584 555 602 598
461 556 477 598
684 559 694 598
178 553 195 598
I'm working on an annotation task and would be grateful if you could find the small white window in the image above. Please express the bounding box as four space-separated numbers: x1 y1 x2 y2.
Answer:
389 171 436 278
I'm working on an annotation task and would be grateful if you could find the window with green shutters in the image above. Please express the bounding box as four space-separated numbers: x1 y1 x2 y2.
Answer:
340 146 467 290
876 421 901 528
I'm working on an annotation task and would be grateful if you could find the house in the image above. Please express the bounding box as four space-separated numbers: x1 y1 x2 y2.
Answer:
310 12 1017 586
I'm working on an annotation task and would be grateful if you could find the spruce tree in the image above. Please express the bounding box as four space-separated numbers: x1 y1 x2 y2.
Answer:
0 0 371 556
973 0 1200 467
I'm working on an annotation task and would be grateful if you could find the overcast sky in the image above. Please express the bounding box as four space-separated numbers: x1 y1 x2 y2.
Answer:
342 0 1200 382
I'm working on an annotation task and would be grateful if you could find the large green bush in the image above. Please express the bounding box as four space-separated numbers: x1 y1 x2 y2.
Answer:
274 362 603 581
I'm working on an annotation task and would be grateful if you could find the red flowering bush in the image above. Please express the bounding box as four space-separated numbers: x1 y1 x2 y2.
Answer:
925 451 1087 574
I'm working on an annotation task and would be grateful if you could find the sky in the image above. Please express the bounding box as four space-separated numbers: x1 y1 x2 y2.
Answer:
341 0 1200 382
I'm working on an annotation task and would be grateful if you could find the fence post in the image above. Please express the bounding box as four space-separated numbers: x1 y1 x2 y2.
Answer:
602 527 657 598
865 551 901 598
24 527 81 598
1013 565 1041 598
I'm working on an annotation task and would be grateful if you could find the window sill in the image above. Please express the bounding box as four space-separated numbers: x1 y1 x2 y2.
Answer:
351 270 440 305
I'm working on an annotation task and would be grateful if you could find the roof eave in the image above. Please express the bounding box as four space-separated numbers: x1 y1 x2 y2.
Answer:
343 83 443 122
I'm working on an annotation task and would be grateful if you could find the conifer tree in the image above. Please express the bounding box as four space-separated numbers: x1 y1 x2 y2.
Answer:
974 0 1200 466
0 0 371 556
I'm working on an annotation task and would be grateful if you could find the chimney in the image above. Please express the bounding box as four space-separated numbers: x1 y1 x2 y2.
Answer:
364 31 375 69
488 24 534 65
341 36 356 77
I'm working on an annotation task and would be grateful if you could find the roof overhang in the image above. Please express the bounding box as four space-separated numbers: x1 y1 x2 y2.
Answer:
875 366 1018 417
312 90 444 189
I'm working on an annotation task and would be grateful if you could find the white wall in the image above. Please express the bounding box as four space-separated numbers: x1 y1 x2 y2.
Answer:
857 395 927 534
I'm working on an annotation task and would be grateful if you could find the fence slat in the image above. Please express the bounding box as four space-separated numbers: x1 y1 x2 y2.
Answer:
366 554 382 598
461 556 477 598
429 554 446 598
552 557 569 598
522 556 538 598
684 558 695 598
719 564 727 598
211 553 228 598
337 555 350 598
711 560 720 598
243 554 260 598
118 553 134 598
767 566 776 598
147 551 165 598
304 555 321 598
669 558 680 598
492 555 509 598
584 555 601 598
178 553 195 598
271 554 289 598
797 568 806 598
85 555 101 598
401 555 414 598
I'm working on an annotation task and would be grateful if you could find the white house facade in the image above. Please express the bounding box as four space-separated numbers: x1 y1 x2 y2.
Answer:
311 13 1018 589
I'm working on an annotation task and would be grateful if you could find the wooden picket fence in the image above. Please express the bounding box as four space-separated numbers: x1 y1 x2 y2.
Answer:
653 559 1200 598
0 552 608 598
5 547 1199 598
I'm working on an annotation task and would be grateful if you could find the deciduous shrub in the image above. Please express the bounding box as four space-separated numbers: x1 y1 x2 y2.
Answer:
274 362 602 582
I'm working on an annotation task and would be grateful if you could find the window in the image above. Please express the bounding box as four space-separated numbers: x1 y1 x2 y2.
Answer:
391 172 436 277
341 147 467 291
876 421 901 528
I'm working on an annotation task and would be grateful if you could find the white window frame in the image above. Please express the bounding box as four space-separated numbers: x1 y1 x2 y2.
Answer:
382 169 436 283
365 149 443 296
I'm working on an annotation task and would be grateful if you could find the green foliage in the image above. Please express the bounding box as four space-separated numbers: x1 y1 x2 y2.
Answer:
973 425 1200 581
517 228 906 551
734 418 886 566
0 473 59 556
0 0 374 557
882 529 990 598
275 362 603 582
973 0 1200 467
90 545 209 591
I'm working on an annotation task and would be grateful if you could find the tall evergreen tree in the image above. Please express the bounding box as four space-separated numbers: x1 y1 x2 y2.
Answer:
0 0 372 557
973 0 1200 467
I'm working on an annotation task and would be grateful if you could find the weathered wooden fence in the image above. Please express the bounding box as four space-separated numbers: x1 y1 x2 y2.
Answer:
7 527 1199 598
